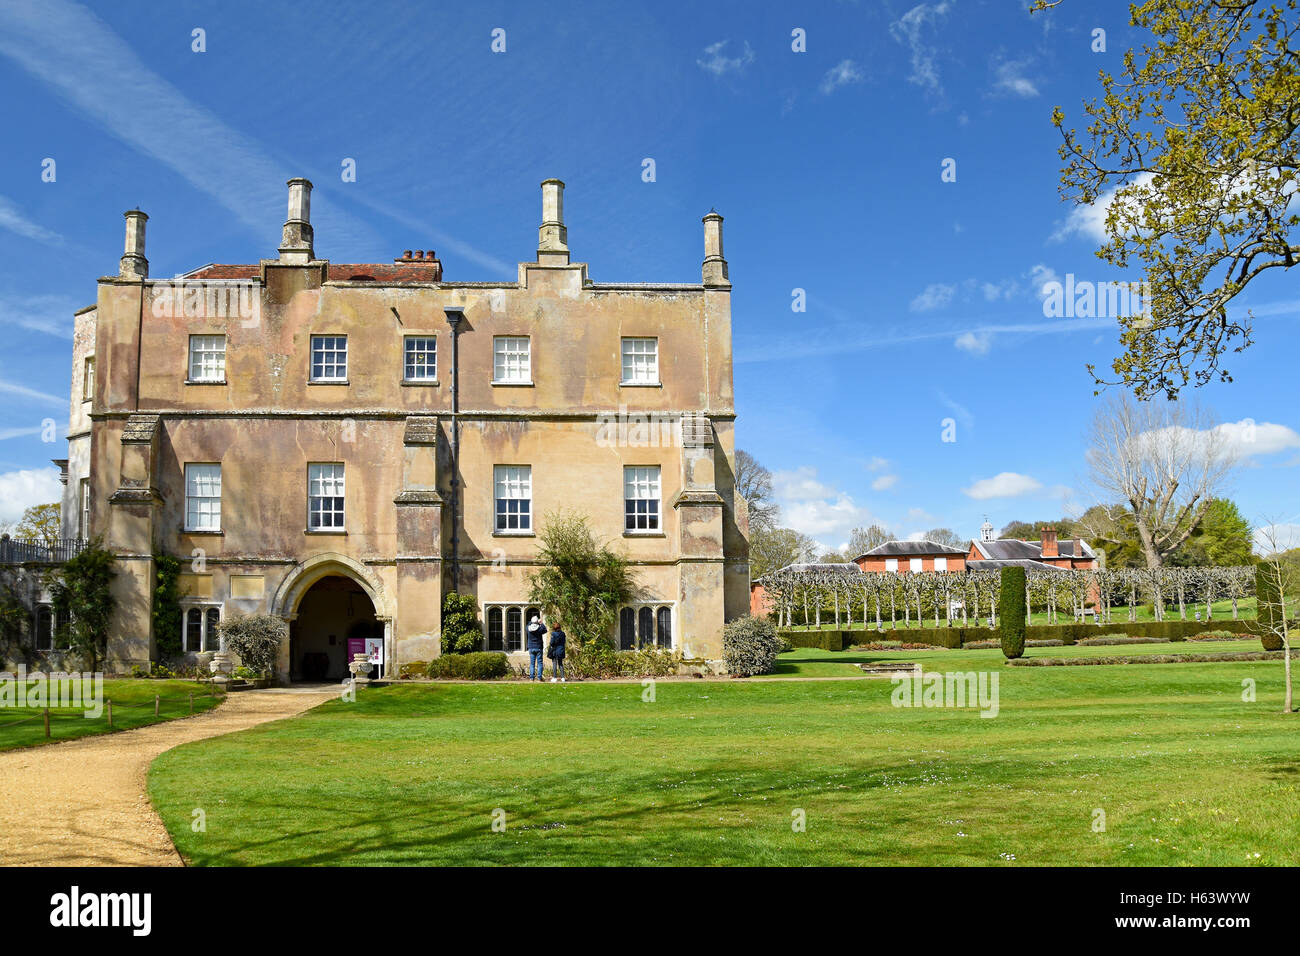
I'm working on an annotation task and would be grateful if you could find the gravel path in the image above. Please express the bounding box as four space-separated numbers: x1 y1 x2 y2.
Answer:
0 686 336 867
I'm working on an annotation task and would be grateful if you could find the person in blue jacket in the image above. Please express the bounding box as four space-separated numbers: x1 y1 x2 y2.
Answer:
525 615 547 681
547 621 567 683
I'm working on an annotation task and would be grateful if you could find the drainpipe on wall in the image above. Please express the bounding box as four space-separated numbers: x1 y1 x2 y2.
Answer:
444 309 464 592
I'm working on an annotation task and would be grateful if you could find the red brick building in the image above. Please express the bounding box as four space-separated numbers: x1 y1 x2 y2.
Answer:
852 540 968 574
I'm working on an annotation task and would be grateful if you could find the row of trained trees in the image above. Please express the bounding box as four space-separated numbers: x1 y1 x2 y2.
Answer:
761 564 1258 630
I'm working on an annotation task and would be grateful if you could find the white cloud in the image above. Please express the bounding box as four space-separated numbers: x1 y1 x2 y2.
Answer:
697 39 754 76
0 468 62 525
1255 523 1300 553
910 282 956 312
0 291 76 339
1052 172 1156 243
1213 420 1300 459
1029 263 1061 300
963 472 1044 500
820 59 864 94
865 456 891 472
0 195 61 244
871 474 899 491
890 2 953 94
0 376 66 407
954 331 991 355
772 466 876 547
991 57 1038 97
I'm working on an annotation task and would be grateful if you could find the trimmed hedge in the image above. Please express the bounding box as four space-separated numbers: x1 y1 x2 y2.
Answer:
426 652 509 680
998 567 1027 660
785 630 844 651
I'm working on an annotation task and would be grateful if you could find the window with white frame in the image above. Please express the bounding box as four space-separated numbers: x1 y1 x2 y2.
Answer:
188 335 226 382
492 336 531 384
484 604 542 652
79 478 90 540
494 465 532 533
909 557 923 573
310 335 348 382
184 463 222 531
935 557 948 572
624 466 661 532
618 604 673 650
620 337 659 384
885 558 899 572
308 463 346 530
82 355 95 399
403 336 437 381
182 605 222 652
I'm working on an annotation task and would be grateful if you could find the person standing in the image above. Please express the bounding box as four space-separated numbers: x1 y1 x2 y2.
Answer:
525 615 547 681
547 621 567 683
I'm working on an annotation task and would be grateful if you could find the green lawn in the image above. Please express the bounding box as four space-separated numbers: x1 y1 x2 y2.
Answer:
150 654 1299 866
787 596 1258 630
0 679 225 751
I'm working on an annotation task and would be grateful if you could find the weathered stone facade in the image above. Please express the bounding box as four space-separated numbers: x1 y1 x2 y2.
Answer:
64 179 749 677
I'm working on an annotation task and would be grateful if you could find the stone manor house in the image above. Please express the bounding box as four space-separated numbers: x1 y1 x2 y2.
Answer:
50 178 750 679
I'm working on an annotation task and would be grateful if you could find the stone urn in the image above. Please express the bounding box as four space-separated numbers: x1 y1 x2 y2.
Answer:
210 651 234 684
348 652 373 685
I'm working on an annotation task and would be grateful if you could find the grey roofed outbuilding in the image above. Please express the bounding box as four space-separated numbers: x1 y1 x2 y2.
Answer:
965 559 1068 572
971 538 1094 561
756 562 865 583
854 539 968 561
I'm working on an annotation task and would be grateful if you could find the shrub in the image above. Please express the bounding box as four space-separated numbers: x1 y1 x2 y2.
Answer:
618 644 682 677
440 592 482 654
152 553 183 661
1077 635 1170 646
723 615 783 677
998 566 1027 660
527 511 635 649
217 614 286 677
398 660 429 679
427 652 508 680
1187 629 1250 641
45 539 117 672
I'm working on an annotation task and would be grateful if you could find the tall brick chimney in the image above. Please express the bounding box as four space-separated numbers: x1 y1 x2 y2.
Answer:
279 177 314 263
537 178 568 265
1040 526 1059 559
119 209 148 279
702 210 729 287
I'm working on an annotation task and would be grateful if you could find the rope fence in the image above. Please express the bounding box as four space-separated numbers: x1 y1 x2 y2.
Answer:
0 685 228 738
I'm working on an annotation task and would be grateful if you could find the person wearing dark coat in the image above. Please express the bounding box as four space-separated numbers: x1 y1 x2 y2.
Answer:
525 615 547 681
546 622 567 682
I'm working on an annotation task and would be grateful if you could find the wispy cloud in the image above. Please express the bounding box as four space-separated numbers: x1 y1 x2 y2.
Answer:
910 282 956 312
991 56 1038 98
889 2 953 95
954 330 991 355
820 59 864 95
696 39 755 77
0 195 61 244
0 292 78 339
962 471 1043 500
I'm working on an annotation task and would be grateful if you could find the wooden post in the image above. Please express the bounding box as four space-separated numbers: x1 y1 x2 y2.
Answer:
43 707 50 739
189 692 194 713
154 694 160 717
107 700 112 727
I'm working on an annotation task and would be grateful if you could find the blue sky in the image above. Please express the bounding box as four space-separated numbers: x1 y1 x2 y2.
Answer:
0 0 1296 547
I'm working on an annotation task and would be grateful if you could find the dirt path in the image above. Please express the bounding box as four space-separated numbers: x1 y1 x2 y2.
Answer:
0 686 335 867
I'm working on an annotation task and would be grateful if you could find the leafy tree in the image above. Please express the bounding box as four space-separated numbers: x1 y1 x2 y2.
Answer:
923 527 965 548
45 538 116 672
847 524 892 557
527 511 636 648
1171 499 1253 567
816 550 850 564
1042 0 1299 399
734 449 779 533
440 591 482 655
749 525 819 578
998 566 1028 659
15 503 60 546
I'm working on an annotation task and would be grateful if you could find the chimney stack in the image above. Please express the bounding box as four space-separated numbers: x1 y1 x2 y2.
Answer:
279 177 314 263
701 211 729 287
537 178 569 264
1040 526 1059 559
119 209 148 279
